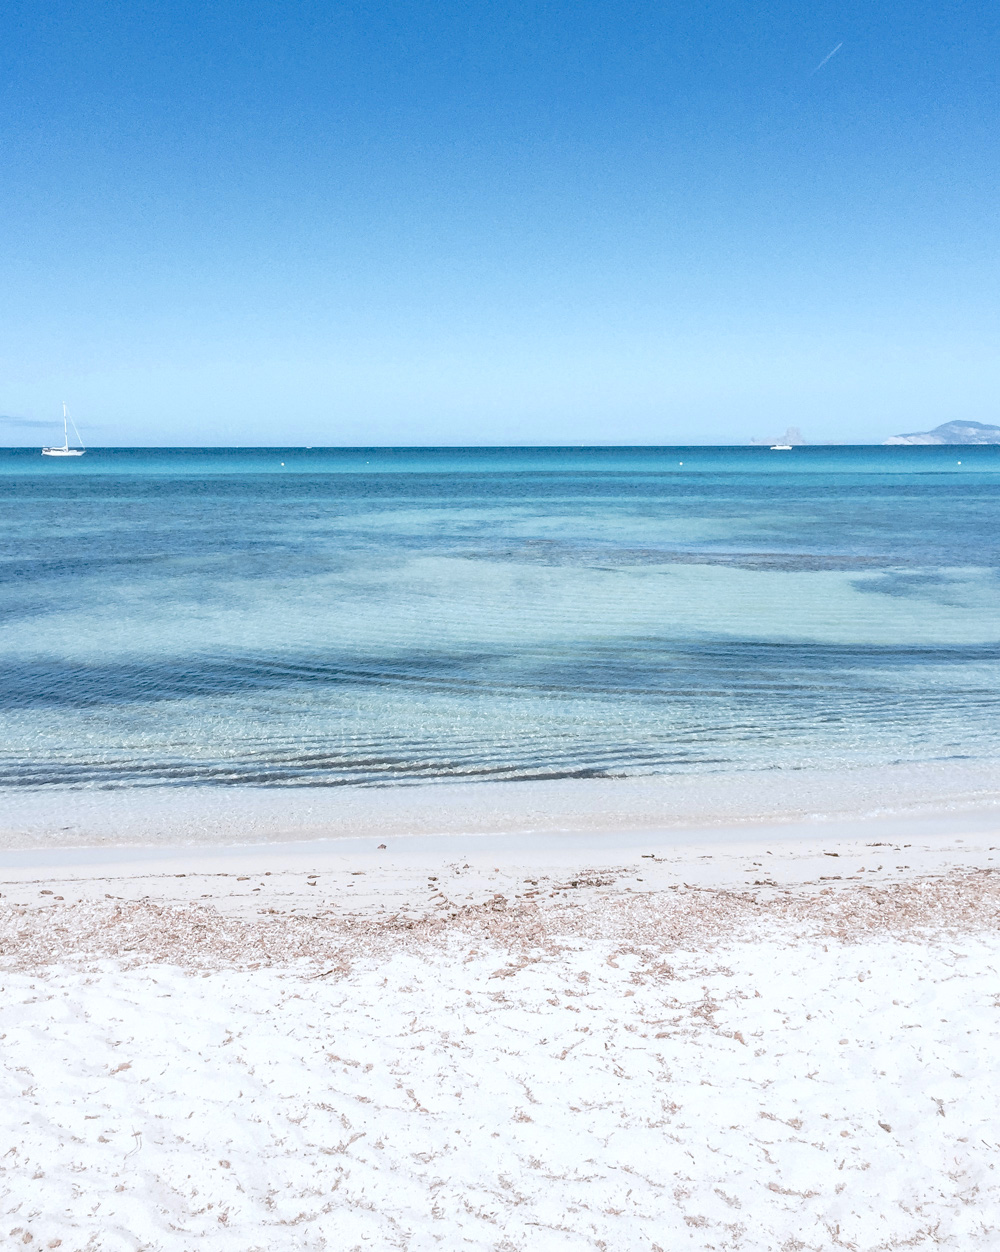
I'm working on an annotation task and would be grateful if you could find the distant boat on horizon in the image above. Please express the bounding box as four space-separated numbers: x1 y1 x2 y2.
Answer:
751 425 804 450
42 404 85 457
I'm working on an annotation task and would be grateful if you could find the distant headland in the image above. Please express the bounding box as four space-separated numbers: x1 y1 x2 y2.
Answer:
884 420 1000 445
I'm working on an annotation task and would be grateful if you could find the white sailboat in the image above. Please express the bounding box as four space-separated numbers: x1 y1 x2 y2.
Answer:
42 404 85 457
769 425 800 451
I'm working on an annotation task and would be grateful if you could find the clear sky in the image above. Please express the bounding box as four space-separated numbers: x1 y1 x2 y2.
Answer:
1 0 997 446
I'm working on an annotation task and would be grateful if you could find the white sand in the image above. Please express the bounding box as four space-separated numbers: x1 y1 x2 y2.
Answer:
3 814 1000 1249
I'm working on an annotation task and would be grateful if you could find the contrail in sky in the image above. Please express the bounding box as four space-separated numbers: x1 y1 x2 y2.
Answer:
811 42 843 73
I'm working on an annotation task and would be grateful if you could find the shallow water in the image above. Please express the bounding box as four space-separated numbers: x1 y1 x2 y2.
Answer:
1 445 998 793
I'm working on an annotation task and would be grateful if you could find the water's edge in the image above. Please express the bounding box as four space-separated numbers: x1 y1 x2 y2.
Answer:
3 761 1000 853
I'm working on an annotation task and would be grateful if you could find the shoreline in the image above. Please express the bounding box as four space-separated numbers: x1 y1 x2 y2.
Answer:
3 801 997 926
3 763 999 924
2 758 1000 856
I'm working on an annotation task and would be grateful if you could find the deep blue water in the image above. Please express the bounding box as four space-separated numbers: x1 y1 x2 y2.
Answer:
1 445 998 788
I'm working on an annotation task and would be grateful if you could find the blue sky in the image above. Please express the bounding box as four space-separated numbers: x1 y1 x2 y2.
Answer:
1 0 997 445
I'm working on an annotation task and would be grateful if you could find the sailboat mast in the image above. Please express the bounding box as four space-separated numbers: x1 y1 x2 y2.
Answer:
62 403 69 451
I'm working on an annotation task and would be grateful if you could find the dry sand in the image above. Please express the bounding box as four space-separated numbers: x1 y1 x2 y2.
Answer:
3 809 1000 1249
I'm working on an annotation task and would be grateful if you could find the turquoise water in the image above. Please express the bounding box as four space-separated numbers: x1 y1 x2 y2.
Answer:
1 445 998 789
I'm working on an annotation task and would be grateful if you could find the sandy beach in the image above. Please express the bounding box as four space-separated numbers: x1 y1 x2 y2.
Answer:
5 0 1000 1240
4 805 1000 1249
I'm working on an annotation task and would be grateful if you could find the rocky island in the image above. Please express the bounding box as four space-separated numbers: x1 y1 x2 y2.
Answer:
884 419 1000 444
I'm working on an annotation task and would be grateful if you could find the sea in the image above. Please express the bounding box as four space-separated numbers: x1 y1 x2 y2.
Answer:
2 444 999 846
